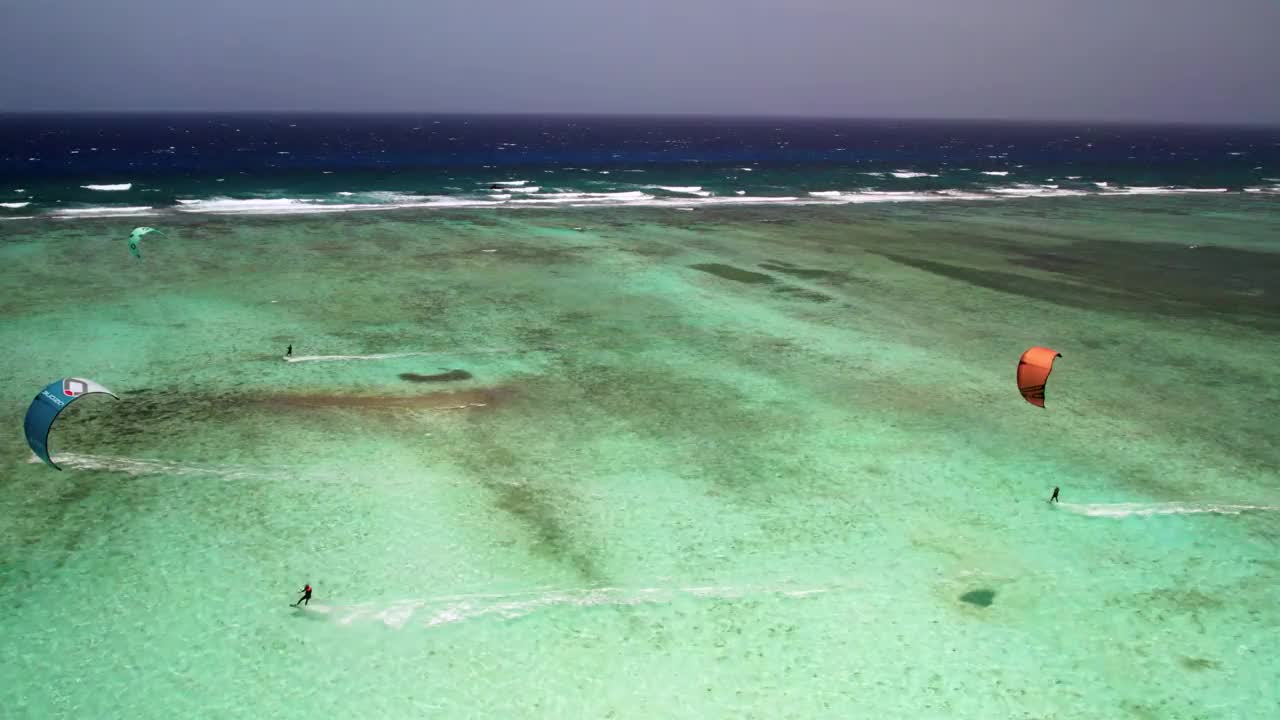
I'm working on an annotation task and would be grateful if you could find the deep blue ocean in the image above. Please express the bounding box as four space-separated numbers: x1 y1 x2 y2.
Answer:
2 114 1278 218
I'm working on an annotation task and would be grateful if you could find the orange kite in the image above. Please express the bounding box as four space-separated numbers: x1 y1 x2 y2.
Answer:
1017 346 1061 408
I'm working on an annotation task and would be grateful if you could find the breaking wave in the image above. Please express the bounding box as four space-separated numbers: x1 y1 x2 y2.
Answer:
51 206 157 218
9 181 1270 221
81 183 133 191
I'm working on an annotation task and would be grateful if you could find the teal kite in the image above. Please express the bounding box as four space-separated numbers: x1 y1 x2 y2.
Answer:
128 227 161 259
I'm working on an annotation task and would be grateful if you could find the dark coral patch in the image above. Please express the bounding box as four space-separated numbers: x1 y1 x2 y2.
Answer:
399 370 473 383
690 263 776 284
960 589 996 607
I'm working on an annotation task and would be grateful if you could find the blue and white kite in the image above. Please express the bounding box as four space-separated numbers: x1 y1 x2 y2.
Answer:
23 378 119 470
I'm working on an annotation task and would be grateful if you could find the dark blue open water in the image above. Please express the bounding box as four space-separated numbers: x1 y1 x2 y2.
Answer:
2 114 1278 217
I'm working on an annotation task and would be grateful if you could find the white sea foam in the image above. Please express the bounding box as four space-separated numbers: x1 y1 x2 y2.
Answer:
20 180 1261 222
80 183 132 191
172 195 468 215
301 582 831 630
1 202 30 209
648 186 712 197
739 167 753 171
1102 186 1229 196
1060 502 1280 518
512 190 653 205
175 198 350 214
807 190 989 204
670 195 800 206
989 184 1085 197
981 171 1009 176
51 206 156 218
890 171 938 178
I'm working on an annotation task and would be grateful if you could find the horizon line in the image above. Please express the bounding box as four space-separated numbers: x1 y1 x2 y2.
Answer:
1 109 1277 129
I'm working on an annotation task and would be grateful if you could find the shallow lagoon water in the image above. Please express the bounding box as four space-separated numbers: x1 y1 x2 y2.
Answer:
1 195 1278 718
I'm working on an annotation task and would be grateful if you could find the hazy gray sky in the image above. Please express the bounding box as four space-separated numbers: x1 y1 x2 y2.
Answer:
2 0 1277 122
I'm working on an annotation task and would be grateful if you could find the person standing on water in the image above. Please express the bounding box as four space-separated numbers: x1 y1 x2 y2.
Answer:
1049 487 1060 503
293 584 312 607
286 344 292 357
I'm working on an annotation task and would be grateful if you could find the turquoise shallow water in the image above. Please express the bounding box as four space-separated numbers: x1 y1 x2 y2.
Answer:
1 195 1278 718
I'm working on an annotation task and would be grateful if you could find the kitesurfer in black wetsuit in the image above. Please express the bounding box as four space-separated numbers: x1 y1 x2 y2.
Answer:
1049 486 1060 503
286 344 292 357
293 584 312 606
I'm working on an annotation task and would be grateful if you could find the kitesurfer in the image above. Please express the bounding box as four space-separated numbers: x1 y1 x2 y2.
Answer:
1049 487 1060 503
293 584 312 607
286 344 292 357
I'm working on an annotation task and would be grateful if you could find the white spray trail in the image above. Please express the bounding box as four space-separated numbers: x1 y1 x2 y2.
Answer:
1059 502 1280 518
298 582 835 629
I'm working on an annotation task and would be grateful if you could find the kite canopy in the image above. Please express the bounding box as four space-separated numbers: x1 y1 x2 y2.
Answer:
128 227 159 259
23 378 119 470
1017 346 1061 408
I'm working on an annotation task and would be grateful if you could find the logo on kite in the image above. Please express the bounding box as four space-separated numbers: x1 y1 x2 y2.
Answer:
63 378 89 397
1017 346 1061 408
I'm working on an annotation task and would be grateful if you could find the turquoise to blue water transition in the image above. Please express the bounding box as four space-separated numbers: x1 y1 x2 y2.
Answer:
0 116 1277 719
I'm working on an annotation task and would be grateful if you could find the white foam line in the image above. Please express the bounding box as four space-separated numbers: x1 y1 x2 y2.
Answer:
989 185 1086 197
301 582 832 630
1103 187 1229 195
1 202 30 209
646 185 712 197
806 190 992 204
51 206 157 218
1060 502 1280 518
80 183 132 191
11 185 1256 222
